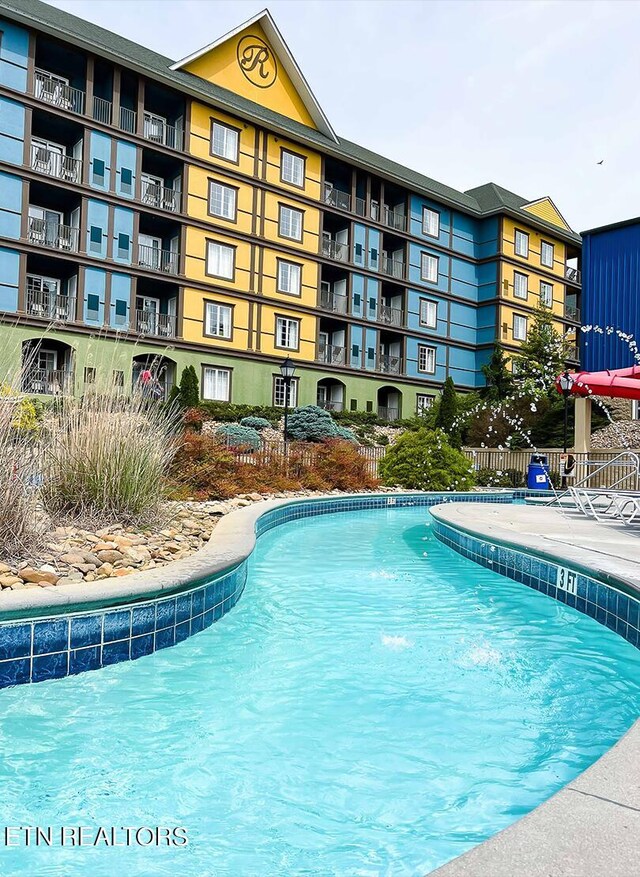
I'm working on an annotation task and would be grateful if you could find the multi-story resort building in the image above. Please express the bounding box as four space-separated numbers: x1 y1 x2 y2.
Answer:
0 0 582 418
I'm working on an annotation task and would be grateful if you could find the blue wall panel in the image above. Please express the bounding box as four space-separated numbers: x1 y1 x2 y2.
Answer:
86 200 109 259
112 207 134 264
0 96 24 165
83 267 106 326
115 141 137 199
364 327 377 371
89 132 111 192
349 325 364 369
0 246 19 312
0 19 29 92
409 194 451 248
110 273 131 329
0 170 22 238
351 274 364 318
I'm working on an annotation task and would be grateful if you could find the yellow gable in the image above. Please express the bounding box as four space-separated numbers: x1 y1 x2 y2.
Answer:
181 23 317 130
523 198 571 232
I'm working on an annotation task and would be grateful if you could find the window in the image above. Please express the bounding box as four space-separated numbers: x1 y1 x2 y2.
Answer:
211 121 239 162
540 281 553 308
87 293 100 318
280 150 305 187
209 181 237 221
418 345 436 373
112 370 124 387
278 205 303 241
206 241 235 279
514 229 529 257
419 299 437 328
513 314 528 341
273 375 298 408
114 299 128 325
541 241 554 268
416 394 434 414
89 225 102 252
275 316 299 349
205 302 232 338
117 233 130 259
92 158 105 185
422 207 440 238
420 252 439 283
513 271 528 300
120 167 133 194
83 367 96 384
202 366 231 401
277 260 301 295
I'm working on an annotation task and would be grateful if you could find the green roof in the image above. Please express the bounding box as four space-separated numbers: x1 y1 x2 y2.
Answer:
4 0 581 244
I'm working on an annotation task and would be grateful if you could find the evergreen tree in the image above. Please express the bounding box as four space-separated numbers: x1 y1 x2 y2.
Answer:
512 305 566 397
178 365 200 408
435 377 461 447
480 345 514 401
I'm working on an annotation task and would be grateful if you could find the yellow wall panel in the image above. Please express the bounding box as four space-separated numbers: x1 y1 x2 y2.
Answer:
502 217 567 279
258 303 317 362
186 165 255 235
262 191 320 253
263 133 322 200
182 287 251 351
499 302 567 352
523 199 570 231
184 226 252 291
500 262 565 319
260 248 318 307
188 102 256 177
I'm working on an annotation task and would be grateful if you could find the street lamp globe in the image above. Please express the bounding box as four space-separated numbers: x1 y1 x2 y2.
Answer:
279 357 296 380
559 370 574 397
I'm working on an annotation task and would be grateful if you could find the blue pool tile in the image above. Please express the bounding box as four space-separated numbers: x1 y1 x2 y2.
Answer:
156 599 176 631
190 614 204 635
617 595 629 624
585 600 598 620
213 601 224 621
33 619 68 655
628 599 639 631
131 604 155 637
576 597 587 614
176 595 192 624
587 581 599 605
0 623 32 660
203 608 214 628
192 589 204 618
131 634 154 660
70 615 102 649
0 658 31 688
174 620 190 643
576 577 588 599
204 584 217 611
628 626 640 648
605 613 618 633
155 626 175 651
596 585 609 608
69 646 101 675
32 651 68 683
103 610 131 643
606 589 619 617
102 639 130 666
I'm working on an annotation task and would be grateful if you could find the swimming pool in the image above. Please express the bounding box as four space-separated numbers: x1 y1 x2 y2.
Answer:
1 505 639 876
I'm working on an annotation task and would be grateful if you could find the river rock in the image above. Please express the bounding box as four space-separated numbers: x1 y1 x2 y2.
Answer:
96 549 124 564
20 568 60 585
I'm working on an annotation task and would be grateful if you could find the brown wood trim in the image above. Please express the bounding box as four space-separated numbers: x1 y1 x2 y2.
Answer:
275 256 303 296
273 312 301 352
278 145 306 190
277 202 304 243
207 177 239 224
203 237 237 282
202 297 235 341
209 117 241 165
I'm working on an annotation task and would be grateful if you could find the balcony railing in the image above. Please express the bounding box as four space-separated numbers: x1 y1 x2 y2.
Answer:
34 69 85 114
143 113 183 150
321 239 349 262
137 245 179 274
379 354 402 374
317 344 346 365
381 256 405 279
22 368 73 396
31 145 82 184
141 181 181 213
92 95 113 125
377 406 399 422
565 345 580 363
354 197 367 217
322 183 351 211
319 289 348 314
28 217 79 252
564 304 581 322
379 304 403 327
383 206 407 232
120 106 137 134
26 285 75 322
565 266 582 285
316 398 344 412
134 310 176 338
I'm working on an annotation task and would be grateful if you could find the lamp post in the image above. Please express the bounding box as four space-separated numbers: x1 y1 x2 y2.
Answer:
279 356 296 448
558 370 574 488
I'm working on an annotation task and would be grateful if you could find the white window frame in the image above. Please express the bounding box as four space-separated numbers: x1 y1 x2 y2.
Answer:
275 316 299 350
419 299 437 328
274 375 298 408
205 302 232 339
513 271 528 300
420 252 439 284
209 181 237 221
211 121 239 162
416 394 434 414
277 260 301 296
202 366 231 402
206 241 235 280
513 314 528 341
514 229 529 257
540 281 553 308
280 150 305 187
541 240 554 268
422 207 440 238
278 205 303 241
417 345 436 374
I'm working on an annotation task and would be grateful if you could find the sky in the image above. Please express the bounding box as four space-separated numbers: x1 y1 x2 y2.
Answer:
47 0 640 232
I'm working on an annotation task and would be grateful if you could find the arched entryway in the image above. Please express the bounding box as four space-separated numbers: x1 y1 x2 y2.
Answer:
132 354 176 402
377 386 402 421
21 338 75 396
316 378 346 412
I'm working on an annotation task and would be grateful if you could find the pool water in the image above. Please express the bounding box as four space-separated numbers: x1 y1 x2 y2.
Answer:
1 507 639 877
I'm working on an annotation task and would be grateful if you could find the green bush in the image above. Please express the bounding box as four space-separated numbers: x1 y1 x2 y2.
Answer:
198 401 281 425
176 365 200 409
286 405 338 442
335 425 358 444
475 467 524 488
215 424 262 450
379 428 475 491
239 416 272 431
333 410 382 427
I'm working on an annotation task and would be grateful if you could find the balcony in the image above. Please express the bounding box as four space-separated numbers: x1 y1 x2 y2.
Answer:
379 353 402 375
120 106 137 134
141 180 182 213
383 207 407 232
31 145 82 184
317 343 346 366
322 183 351 212
137 244 179 275
322 238 349 262
134 310 176 338
143 113 183 151
565 266 582 285
564 303 581 322
379 304 403 327
34 69 85 115
565 345 580 364
92 95 113 125
381 256 405 280
28 217 79 253
22 367 73 396
319 288 348 314
316 398 343 412
26 280 74 322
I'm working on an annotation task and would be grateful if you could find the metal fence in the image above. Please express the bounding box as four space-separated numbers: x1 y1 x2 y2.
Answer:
227 441 387 477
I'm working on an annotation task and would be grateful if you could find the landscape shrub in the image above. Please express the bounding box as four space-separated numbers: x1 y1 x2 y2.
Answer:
475 467 524 488
170 365 200 409
301 439 378 491
198 401 281 425
286 405 339 442
335 425 358 444
379 428 475 491
0 395 40 556
239 416 272 431
215 424 262 450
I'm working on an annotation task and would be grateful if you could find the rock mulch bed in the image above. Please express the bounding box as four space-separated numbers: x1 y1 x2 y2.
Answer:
0 489 403 594
590 420 640 450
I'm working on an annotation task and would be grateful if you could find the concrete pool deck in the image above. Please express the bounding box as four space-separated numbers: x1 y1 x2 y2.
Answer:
430 501 640 877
